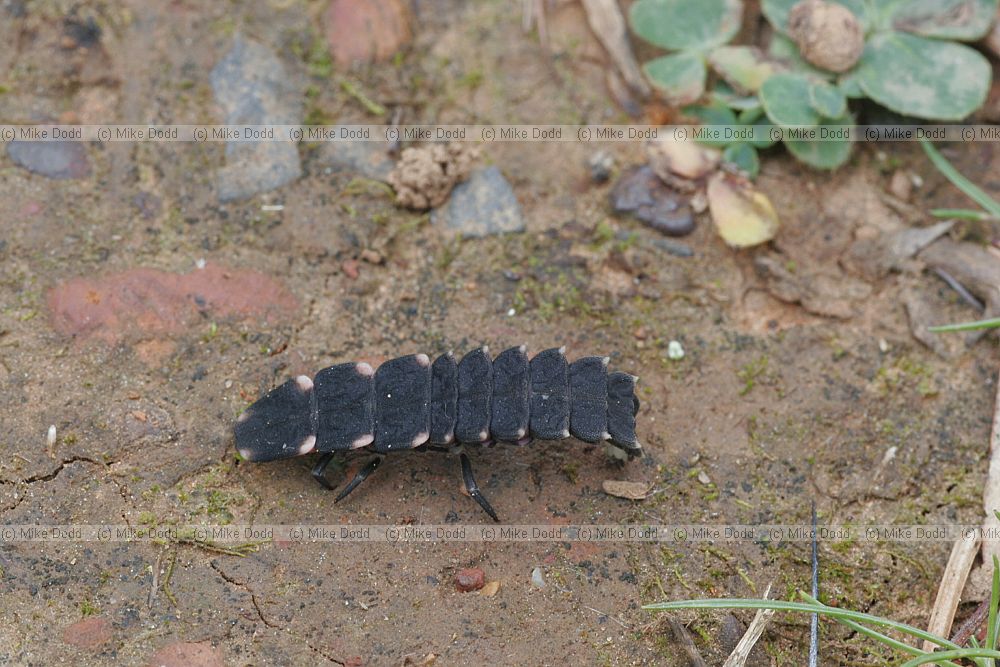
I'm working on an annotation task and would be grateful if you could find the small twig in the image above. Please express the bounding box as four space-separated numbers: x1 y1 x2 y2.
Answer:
932 267 985 312
977 370 1000 589
583 605 629 629
723 584 776 667
923 534 982 652
161 550 178 607
338 79 386 117
810 504 819 667
951 597 991 646
667 617 709 667
147 549 164 609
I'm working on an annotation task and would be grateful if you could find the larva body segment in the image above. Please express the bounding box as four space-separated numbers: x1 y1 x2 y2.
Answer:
234 345 642 519
528 347 570 440
455 346 492 444
235 375 316 462
429 352 458 445
568 356 609 443
314 362 374 451
490 345 530 442
372 354 431 453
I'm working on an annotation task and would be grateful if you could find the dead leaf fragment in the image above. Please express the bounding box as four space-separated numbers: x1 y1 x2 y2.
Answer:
602 480 650 500
707 172 779 248
646 137 720 182
480 580 501 597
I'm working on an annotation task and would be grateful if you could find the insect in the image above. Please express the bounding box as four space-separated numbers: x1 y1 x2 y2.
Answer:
234 345 642 521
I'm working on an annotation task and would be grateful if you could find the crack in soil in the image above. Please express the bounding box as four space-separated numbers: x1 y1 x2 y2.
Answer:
210 561 345 664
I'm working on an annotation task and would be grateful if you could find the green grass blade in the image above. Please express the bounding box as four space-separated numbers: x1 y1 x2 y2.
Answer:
930 208 994 220
989 555 1000 667
900 650 1000 667
644 597 964 651
796 593 965 667
920 139 1000 218
928 318 1000 333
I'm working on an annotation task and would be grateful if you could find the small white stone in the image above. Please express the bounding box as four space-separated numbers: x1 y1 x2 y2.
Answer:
531 567 546 588
224 379 233 389
507 308 516 317
697 470 712 485
878 338 890 353
195 258 206 269
667 340 684 360
296 375 314 392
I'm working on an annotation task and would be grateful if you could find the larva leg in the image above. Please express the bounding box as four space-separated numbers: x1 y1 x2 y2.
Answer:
311 451 337 489
334 456 384 503
460 453 499 522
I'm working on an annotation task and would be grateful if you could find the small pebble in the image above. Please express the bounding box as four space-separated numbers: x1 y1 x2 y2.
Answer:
697 470 712 485
480 580 501 597
502 270 522 282
609 165 695 237
507 308 516 317
342 259 360 279
667 340 684 360
888 170 912 202
454 567 485 592
530 567 545 589
588 150 615 184
360 249 383 264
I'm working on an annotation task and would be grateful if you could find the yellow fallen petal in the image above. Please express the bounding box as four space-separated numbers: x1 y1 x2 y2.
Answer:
707 172 780 248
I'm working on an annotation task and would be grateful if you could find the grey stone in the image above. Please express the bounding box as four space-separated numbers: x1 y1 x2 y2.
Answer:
431 166 524 238
610 165 694 237
7 140 90 179
210 36 302 202
316 135 395 181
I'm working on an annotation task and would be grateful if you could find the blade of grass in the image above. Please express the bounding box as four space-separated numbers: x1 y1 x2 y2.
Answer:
928 318 1000 333
900 650 1000 667
919 139 1000 218
797 593 962 667
930 208 996 221
644 598 965 651
988 555 1000 667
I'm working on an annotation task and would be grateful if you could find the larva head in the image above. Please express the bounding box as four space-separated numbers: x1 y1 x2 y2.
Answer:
234 375 316 463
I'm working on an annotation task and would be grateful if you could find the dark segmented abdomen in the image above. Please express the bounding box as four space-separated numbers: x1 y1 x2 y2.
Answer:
491 345 530 441
455 346 492 444
314 362 374 451
607 371 640 450
429 352 458 445
235 375 316 461
529 347 570 440
234 346 641 462
568 356 609 443
371 353 431 453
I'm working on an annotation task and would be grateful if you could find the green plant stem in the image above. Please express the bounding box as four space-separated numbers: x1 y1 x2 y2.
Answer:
931 208 995 221
928 318 1000 333
900 650 1000 667
919 139 1000 218
644 597 965 652
796 593 959 666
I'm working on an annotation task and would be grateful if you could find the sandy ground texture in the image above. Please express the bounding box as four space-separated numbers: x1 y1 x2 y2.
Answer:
2 1 1000 666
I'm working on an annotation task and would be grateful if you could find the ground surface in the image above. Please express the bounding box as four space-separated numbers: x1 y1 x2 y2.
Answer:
1 1 999 666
